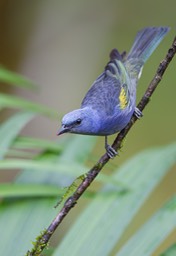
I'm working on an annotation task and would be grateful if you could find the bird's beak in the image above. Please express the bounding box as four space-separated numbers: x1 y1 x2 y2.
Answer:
57 126 70 136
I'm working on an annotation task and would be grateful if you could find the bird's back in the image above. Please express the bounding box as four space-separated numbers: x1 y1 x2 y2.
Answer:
81 49 131 117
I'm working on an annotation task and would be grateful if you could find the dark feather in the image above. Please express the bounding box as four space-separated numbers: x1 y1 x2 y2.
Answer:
81 73 121 115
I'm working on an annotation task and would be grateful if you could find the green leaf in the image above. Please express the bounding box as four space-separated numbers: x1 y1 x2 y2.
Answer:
58 135 97 163
14 136 97 187
0 183 63 198
0 66 36 90
0 93 57 118
0 198 57 256
13 136 62 152
0 183 104 199
117 196 176 256
161 244 176 256
0 158 124 187
0 159 88 175
0 137 96 256
5 149 35 158
53 143 176 256
0 112 35 159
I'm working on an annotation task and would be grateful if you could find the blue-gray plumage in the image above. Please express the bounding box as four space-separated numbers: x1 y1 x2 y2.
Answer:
58 27 170 158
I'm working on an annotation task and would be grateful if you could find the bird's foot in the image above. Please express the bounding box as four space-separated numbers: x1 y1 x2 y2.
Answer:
134 107 143 119
105 136 118 159
105 144 118 158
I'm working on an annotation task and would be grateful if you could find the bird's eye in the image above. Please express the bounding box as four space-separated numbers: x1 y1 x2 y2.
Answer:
76 119 82 125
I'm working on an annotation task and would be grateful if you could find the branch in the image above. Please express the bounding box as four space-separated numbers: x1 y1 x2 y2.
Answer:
27 36 176 256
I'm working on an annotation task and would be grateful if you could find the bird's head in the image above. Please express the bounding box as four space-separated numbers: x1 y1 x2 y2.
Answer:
57 107 100 136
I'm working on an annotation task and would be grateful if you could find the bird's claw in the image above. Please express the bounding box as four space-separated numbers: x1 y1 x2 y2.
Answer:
134 107 143 119
105 144 118 159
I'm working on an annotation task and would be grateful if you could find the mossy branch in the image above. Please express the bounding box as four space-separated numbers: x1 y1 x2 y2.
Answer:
27 35 176 256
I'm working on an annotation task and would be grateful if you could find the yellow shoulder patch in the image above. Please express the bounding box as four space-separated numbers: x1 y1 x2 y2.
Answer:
119 87 128 109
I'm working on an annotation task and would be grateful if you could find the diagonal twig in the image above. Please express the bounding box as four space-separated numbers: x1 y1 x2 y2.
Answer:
27 36 176 256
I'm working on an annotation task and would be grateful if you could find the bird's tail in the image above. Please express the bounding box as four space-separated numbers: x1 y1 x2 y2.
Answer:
124 27 170 80
127 27 169 63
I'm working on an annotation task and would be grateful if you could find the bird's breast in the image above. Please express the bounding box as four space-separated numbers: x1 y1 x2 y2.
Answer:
97 105 135 135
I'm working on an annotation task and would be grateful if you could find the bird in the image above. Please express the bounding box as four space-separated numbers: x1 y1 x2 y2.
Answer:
57 27 170 158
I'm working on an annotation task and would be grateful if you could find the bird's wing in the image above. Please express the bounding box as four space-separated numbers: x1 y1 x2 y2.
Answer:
81 49 130 115
124 58 144 81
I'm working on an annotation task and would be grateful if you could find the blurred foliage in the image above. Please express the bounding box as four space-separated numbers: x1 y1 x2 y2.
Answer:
161 244 176 256
0 67 175 256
